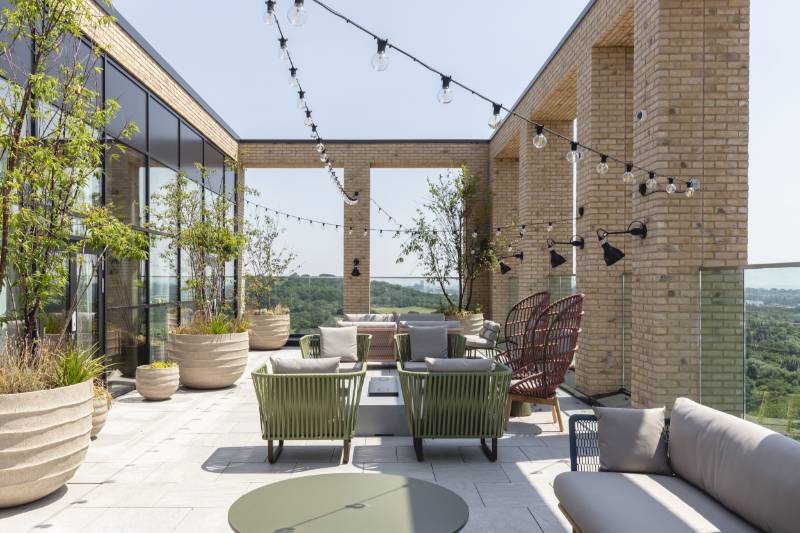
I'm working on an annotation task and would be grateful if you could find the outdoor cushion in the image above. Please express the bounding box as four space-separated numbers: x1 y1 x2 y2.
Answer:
337 321 397 329
271 356 340 374
343 313 394 322
408 325 448 361
402 361 427 372
319 326 358 362
425 357 494 372
337 362 363 372
398 313 444 322
594 406 671 475
669 397 800 533
478 320 501 343
464 335 493 348
554 472 757 533
400 320 462 330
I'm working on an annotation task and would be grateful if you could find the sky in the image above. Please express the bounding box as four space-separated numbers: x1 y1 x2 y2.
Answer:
113 0 799 275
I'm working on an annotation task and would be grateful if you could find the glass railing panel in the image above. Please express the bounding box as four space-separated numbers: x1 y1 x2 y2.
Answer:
254 275 344 335
544 274 577 302
621 272 632 392
369 277 458 314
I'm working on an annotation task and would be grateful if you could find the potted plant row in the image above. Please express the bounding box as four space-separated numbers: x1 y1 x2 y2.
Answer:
149 168 250 390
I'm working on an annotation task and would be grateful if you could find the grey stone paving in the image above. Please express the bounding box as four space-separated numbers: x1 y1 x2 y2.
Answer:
1 348 591 532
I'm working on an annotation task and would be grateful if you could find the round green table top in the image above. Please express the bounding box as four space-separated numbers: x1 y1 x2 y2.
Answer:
228 473 469 533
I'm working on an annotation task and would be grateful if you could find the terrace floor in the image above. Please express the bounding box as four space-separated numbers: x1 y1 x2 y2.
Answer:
2 348 592 533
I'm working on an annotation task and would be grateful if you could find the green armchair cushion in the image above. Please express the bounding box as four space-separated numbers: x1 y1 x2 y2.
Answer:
271 356 340 374
409 325 448 361
319 326 358 361
425 357 494 372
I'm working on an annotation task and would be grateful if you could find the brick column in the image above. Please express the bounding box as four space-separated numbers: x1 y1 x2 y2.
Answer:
574 46 634 396
517 120 574 297
630 0 749 409
343 161 371 313
489 157 519 322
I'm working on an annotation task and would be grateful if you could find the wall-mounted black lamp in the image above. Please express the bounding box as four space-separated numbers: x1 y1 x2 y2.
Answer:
351 258 361 277
499 251 524 275
547 236 585 268
596 221 647 266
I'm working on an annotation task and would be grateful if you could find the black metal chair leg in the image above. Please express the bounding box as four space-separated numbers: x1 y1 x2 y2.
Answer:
267 439 284 464
480 438 498 462
413 437 424 461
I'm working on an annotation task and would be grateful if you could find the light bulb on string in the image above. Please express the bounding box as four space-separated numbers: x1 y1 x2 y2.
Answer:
507 245 513 253
519 224 526 238
304 109 313 127
495 228 502 237
622 163 635 184
565 141 582 163
596 155 609 175
685 178 697 198
547 222 554 233
646 172 658 192
666 177 677 194
296 90 306 109
287 0 308 26
348 227 353 235
437 75 454 104
289 67 299 88
315 141 325 153
263 0 276 24
532 124 547 149
278 38 289 61
471 230 478 239
363 228 368 237
371 39 389 71
488 103 502 130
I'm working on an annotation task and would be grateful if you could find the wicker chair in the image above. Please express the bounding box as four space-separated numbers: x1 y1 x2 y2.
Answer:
298 333 372 362
494 291 550 363
394 332 467 362
397 361 512 461
503 294 584 432
251 364 367 464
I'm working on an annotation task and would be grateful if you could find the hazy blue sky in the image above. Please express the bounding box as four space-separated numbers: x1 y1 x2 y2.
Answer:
114 0 798 275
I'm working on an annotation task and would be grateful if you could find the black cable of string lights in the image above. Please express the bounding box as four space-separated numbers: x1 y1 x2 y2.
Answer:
299 0 698 197
371 197 404 227
264 1 359 205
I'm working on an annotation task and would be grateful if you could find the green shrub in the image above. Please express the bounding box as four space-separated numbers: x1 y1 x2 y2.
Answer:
148 360 177 369
55 346 106 387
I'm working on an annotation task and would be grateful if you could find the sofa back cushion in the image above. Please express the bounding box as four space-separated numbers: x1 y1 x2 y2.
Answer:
408 325 448 362
425 357 493 372
271 356 339 374
343 313 393 322
669 397 800 533
398 313 444 322
319 326 358 362
594 406 671 475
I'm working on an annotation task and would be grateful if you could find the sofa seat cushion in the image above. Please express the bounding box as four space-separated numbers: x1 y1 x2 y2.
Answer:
464 334 493 348
337 321 397 330
403 361 427 372
397 313 444 322
554 472 758 533
669 397 800 533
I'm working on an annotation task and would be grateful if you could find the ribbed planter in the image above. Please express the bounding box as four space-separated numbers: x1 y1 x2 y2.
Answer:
135 365 179 401
90 396 109 440
447 313 484 335
249 314 290 350
0 380 93 508
168 332 249 389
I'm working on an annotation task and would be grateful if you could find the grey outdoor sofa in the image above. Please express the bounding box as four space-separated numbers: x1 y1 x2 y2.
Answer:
554 398 800 533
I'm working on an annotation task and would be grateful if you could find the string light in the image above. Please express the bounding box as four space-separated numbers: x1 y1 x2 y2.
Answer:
596 155 609 175
437 75 453 104
304 109 314 127
495 228 501 237
306 0 694 195
622 163 635 184
287 0 308 26
263 0 276 25
289 67 299 88
666 177 677 195
372 39 389 71
685 179 697 198
488 103 502 130
278 37 289 61
348 226 353 235
646 172 658 192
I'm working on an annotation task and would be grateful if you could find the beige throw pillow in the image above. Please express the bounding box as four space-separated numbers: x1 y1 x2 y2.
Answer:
270 356 340 374
319 326 358 362
595 406 671 475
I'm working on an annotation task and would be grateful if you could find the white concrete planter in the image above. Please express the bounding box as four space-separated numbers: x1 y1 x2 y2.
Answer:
0 380 93 508
135 365 179 401
448 313 484 335
168 332 249 389
90 396 109 440
248 313 290 350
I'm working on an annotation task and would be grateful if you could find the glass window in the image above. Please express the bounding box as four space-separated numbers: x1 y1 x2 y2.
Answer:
105 307 146 378
224 166 236 201
150 236 177 304
204 143 224 194
105 62 146 151
73 253 99 353
149 305 177 362
148 160 175 222
148 97 178 169
0 0 31 84
46 35 100 109
105 144 146 226
106 256 145 309
180 122 203 184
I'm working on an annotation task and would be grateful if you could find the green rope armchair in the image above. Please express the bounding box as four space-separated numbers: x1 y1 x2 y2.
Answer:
299 333 372 362
397 361 512 462
394 332 467 363
251 364 367 464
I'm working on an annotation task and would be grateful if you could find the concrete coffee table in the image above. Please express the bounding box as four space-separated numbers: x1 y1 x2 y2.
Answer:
228 473 469 532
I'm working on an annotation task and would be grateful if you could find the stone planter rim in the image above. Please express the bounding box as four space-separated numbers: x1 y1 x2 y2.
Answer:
167 331 250 341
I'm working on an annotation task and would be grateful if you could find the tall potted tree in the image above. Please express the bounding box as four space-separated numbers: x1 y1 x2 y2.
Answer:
150 168 249 389
0 0 148 507
399 165 511 334
245 211 296 349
